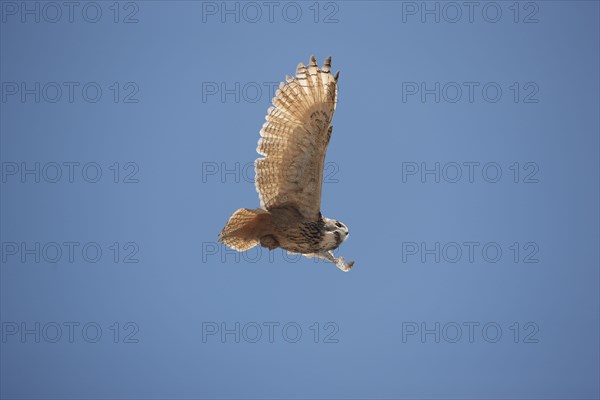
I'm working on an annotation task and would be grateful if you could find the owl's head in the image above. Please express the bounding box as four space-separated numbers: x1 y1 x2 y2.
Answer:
322 217 349 250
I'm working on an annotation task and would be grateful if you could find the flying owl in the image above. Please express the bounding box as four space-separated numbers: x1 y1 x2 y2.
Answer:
218 55 354 272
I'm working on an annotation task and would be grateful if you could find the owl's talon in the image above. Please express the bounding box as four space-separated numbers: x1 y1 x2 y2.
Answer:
336 257 354 272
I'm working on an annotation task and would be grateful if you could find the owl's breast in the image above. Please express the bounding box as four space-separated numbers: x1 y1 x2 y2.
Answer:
273 220 326 254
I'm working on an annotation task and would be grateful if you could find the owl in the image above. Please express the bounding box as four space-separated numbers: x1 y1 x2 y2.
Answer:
219 56 354 272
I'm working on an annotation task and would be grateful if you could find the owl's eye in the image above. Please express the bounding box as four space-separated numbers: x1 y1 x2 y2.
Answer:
335 222 342 228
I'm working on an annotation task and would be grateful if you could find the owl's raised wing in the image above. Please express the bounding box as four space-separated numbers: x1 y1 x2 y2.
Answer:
255 55 339 221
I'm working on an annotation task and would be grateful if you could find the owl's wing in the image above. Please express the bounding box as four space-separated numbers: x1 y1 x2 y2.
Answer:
255 55 339 221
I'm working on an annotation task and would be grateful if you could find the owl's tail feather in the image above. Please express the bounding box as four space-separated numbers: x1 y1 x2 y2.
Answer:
219 208 272 251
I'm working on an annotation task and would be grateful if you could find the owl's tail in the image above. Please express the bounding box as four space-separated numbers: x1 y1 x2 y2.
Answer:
218 208 271 251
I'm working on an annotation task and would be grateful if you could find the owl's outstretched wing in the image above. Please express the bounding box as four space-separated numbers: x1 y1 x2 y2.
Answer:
255 55 339 221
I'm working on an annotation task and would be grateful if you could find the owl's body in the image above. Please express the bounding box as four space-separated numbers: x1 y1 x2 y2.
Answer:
218 56 354 272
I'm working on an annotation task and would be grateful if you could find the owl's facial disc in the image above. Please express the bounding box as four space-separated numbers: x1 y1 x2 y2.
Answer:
334 220 349 237
324 218 349 237
321 217 349 250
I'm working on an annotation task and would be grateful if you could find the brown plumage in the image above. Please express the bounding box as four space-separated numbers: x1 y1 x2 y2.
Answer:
219 56 353 272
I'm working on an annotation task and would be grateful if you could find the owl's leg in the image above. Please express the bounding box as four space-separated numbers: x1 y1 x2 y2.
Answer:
259 235 279 250
315 251 354 272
